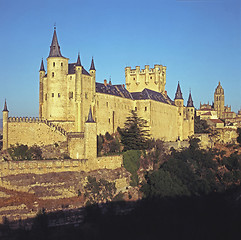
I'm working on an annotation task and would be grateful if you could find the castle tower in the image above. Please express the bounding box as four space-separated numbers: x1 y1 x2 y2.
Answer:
125 64 166 93
39 59 45 119
84 107 97 160
75 53 83 132
214 82 224 119
2 100 9 150
174 82 184 140
186 91 194 136
46 27 69 121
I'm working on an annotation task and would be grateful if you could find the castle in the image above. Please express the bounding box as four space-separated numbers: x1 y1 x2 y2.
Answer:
2 28 194 160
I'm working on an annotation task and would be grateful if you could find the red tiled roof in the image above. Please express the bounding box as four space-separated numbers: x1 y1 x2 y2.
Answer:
201 112 212 116
208 119 223 123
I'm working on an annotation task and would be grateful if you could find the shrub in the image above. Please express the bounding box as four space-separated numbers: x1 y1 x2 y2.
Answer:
105 132 113 141
123 150 141 186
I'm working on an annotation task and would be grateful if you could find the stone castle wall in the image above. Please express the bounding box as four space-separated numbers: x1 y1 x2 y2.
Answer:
7 117 67 148
0 155 123 178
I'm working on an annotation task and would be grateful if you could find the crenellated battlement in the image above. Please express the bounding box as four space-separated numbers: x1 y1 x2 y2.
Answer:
7 117 67 136
125 64 166 93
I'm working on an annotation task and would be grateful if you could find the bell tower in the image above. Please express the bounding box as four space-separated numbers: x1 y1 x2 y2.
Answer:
214 82 224 119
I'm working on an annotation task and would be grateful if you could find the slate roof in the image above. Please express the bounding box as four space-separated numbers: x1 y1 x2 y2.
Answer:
96 82 174 105
131 88 174 105
68 63 90 76
175 82 183 100
90 57 96 71
48 28 63 58
39 59 45 72
187 92 194 107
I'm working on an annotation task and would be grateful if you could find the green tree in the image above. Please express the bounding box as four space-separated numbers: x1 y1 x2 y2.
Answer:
237 128 241 146
118 110 150 151
123 150 141 186
84 176 117 204
194 115 210 133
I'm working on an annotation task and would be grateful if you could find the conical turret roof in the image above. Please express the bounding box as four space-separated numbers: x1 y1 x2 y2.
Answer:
48 27 63 57
86 107 95 123
76 53 81 66
175 82 183 100
3 99 8 112
89 57 96 71
187 92 194 107
39 58 45 72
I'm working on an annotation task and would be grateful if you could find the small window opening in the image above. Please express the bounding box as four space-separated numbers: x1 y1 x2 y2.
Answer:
135 107 137 111
52 93 54 97
52 72 54 77
106 102 108 107
145 106 147 111
58 93 60 98
53 62 55 67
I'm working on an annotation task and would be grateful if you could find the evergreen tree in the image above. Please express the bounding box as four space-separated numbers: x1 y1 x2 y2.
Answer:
118 110 150 151
237 128 241 146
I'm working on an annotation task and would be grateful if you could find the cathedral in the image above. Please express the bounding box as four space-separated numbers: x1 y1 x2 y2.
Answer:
2 28 194 159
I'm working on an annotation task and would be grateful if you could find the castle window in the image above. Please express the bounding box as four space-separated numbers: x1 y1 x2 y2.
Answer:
58 93 60 98
188 109 189 112
52 72 54 77
192 117 194 120
53 62 55 67
52 93 54 97
135 107 137 111
145 107 147 111
70 76 72 80
179 113 181 116
109 118 111 124
85 93 88 99
106 102 108 107
45 94 47 100
69 92 73 99
61 62 63 67
191 109 193 112
150 77 152 79
133 78 135 80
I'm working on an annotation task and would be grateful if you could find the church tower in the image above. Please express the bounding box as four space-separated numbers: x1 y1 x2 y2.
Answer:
174 82 184 140
214 82 224 119
45 27 69 121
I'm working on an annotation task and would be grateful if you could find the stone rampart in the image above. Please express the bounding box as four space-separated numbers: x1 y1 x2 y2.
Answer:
0 155 123 177
7 118 67 148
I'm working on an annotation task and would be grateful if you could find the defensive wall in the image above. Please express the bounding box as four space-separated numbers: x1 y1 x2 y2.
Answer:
0 155 123 178
7 117 67 147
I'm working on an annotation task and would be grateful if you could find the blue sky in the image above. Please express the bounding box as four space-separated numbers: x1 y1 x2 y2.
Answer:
0 0 240 116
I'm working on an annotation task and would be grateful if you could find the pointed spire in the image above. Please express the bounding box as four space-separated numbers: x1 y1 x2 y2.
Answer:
86 107 95 123
39 58 45 72
76 53 81 66
48 27 63 57
174 82 183 100
187 91 194 107
3 99 8 112
89 57 96 71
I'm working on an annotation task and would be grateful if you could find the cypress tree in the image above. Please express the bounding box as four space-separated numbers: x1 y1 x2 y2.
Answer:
118 110 150 151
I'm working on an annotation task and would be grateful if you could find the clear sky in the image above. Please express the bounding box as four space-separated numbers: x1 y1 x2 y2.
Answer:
0 0 240 117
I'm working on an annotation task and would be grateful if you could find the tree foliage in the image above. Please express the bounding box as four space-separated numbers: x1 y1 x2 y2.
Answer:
84 176 117 204
194 115 210 133
123 150 141 186
8 144 42 160
237 128 241 146
118 110 150 151
141 138 241 198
